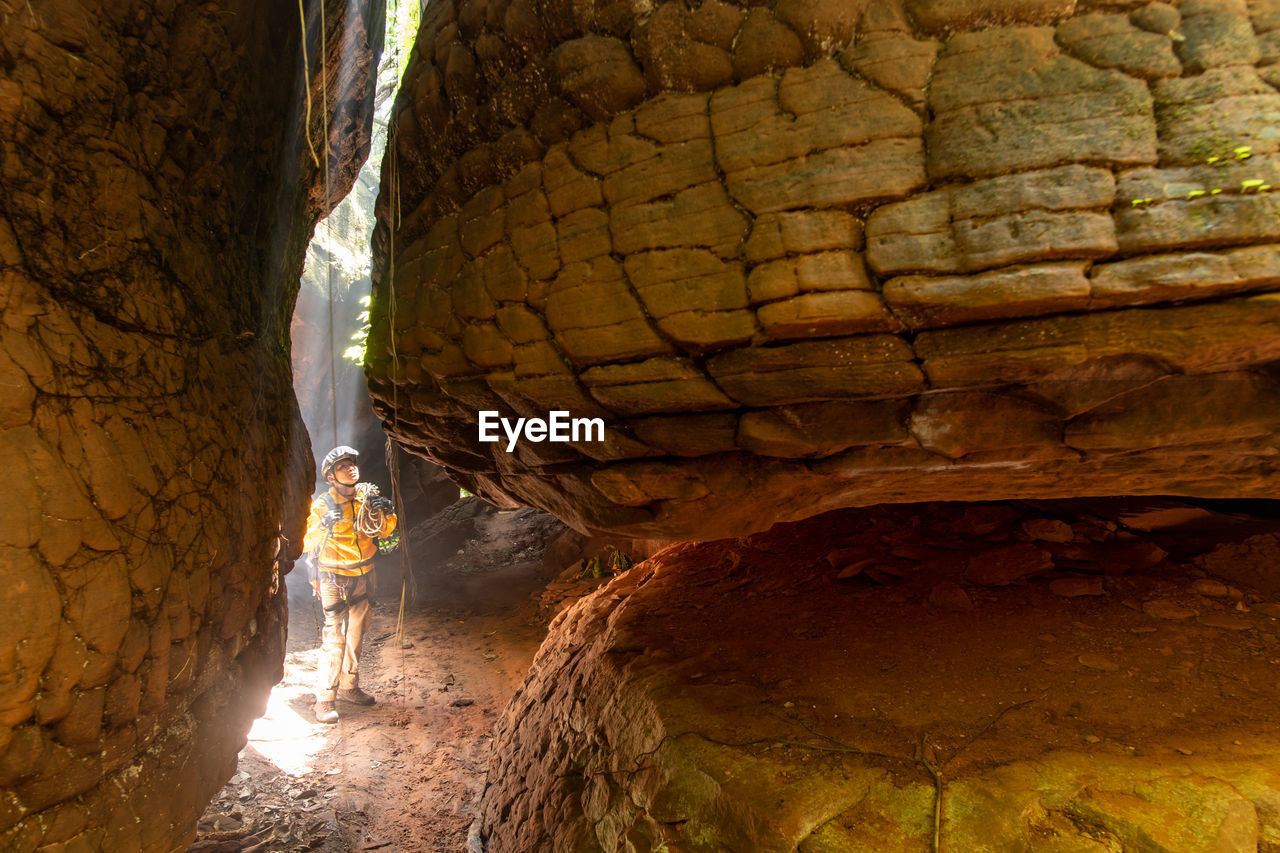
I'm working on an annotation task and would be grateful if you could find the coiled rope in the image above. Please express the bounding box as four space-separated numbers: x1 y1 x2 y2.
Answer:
353 482 390 536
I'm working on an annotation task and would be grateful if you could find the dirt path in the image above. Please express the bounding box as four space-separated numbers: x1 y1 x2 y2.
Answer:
189 552 552 853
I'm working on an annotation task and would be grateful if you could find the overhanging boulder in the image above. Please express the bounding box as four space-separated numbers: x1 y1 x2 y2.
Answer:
367 0 1280 539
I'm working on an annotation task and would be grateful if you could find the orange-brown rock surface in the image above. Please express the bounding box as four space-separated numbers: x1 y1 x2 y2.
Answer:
0 1 383 849
476 500 1280 851
367 0 1280 540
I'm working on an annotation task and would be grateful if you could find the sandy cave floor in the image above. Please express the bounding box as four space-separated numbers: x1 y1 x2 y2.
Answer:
186 547 555 853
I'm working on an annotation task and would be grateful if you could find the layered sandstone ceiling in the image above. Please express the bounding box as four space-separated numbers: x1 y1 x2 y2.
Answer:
366 0 1280 540
0 1 382 849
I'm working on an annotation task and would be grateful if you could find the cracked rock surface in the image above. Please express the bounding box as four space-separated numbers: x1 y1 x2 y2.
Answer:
476 499 1280 851
368 0 1280 540
0 1 382 849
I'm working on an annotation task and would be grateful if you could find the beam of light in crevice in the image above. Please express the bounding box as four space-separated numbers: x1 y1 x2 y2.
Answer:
291 0 399 484
249 0 417 784
243 647 329 776
249 0 395 783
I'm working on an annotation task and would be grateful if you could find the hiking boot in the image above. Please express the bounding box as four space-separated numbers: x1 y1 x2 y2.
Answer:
338 687 376 706
314 701 339 723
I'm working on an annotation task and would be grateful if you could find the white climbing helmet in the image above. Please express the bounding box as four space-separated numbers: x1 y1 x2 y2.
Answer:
320 446 359 478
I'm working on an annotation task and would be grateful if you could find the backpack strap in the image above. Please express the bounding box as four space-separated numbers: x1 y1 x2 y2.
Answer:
310 491 341 576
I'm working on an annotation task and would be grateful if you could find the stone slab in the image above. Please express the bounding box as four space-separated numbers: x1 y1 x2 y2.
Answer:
708 336 925 405
610 182 749 259
757 291 902 339
916 293 1280 386
656 310 758 352
883 262 1093 329
1089 245 1280 305
628 412 740 457
727 138 927 214
737 399 909 457
711 59 922 173
1064 372 1280 451
747 252 872 303
1055 12 1181 79
581 358 737 414
744 211 864 263
624 249 748 317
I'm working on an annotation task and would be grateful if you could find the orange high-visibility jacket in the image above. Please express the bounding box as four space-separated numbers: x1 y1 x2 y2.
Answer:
303 486 397 576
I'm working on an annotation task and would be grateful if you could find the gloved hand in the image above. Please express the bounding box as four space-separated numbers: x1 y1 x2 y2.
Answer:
321 508 343 528
369 495 394 513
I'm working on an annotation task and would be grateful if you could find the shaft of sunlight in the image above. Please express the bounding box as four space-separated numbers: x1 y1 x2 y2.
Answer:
245 650 330 776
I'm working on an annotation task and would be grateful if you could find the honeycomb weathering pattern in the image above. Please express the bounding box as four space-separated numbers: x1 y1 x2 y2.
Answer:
368 0 1280 540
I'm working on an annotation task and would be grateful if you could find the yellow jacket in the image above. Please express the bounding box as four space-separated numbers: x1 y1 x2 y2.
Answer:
303 486 398 576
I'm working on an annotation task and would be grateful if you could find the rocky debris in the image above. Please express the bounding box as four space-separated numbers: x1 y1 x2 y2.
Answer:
542 528 668 575
1197 613 1253 631
927 580 974 612
1103 541 1169 574
539 545 649 615
0 0 382 849
1190 578 1234 598
964 542 1055 586
367 0 1280 539
409 496 502 558
416 502 568 576
1023 518 1076 542
1077 652 1121 671
1051 576 1105 597
186 771 364 853
407 498 671 616
1194 533 1280 596
1143 598 1198 620
474 500 1280 851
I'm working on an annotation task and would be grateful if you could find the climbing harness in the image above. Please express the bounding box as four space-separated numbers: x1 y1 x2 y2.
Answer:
320 573 367 614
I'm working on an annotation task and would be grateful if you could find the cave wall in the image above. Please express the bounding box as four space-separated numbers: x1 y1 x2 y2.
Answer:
0 0 382 849
477 502 1280 851
367 0 1280 541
